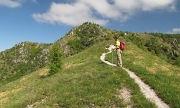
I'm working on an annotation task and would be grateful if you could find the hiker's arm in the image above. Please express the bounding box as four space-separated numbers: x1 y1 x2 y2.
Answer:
113 45 118 50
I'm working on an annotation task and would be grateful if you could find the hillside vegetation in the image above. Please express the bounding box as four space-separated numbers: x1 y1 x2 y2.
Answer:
0 22 180 107
0 40 156 108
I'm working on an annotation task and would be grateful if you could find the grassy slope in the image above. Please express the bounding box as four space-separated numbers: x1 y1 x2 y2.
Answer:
106 40 180 108
0 39 156 108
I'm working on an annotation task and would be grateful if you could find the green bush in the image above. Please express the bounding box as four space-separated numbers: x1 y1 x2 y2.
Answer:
49 45 63 76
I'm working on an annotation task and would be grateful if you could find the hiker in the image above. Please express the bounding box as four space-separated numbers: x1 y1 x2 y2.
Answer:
114 36 122 67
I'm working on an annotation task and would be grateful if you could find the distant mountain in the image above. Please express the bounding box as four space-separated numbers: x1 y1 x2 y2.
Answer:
0 22 179 86
0 22 110 86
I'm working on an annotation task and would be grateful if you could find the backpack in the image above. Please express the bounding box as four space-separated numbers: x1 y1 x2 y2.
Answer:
120 42 125 51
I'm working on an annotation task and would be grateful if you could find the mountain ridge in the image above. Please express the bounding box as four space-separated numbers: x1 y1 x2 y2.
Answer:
0 22 180 86
0 28 180 107
0 22 111 85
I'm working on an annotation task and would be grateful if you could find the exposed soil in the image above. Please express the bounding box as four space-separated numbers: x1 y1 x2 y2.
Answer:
116 87 132 108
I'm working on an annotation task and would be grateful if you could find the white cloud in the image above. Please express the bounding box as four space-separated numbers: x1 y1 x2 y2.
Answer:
140 0 176 11
32 0 176 26
32 2 108 26
0 0 21 8
167 28 180 34
172 28 180 33
78 0 120 19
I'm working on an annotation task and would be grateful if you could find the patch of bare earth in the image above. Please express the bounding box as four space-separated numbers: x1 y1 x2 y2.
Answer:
0 88 21 107
64 62 85 70
0 91 9 106
0 97 9 107
27 96 47 108
38 68 49 78
0 91 8 99
116 87 132 108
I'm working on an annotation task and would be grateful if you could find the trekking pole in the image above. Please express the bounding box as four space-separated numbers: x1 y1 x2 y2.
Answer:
112 50 113 64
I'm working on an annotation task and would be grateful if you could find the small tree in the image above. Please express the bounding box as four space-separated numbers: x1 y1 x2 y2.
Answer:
49 45 63 76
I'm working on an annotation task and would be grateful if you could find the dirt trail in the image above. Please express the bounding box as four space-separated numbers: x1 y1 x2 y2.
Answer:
100 45 170 108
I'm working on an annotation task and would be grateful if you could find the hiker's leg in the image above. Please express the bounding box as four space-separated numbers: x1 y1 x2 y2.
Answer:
119 51 122 67
116 51 119 66
117 50 122 67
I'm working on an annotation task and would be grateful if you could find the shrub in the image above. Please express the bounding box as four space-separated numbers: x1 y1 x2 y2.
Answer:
48 45 63 76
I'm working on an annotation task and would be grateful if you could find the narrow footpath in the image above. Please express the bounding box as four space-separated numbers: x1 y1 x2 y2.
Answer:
100 45 170 108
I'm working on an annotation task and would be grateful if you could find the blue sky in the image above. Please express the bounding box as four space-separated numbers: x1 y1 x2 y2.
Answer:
0 0 180 52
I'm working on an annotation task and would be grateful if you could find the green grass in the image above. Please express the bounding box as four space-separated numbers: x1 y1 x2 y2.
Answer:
0 40 156 108
106 41 180 108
